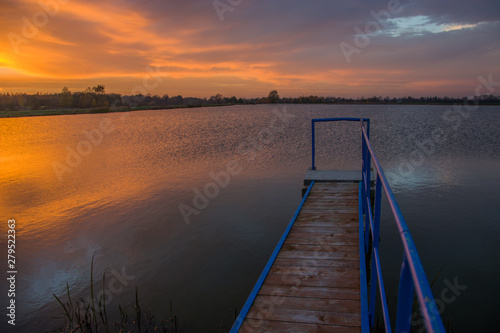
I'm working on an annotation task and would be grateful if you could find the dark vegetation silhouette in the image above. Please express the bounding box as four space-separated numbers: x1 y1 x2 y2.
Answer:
1 86 498 114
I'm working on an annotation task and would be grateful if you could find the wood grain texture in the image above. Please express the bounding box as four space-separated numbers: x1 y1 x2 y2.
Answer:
239 182 362 332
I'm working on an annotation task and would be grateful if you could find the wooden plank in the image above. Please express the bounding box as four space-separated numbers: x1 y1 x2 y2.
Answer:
263 271 359 288
298 210 359 217
294 219 359 227
298 210 359 216
313 183 358 187
253 295 360 312
269 265 360 280
305 196 358 201
302 206 357 211
276 250 358 261
296 210 358 216
307 193 357 198
281 244 359 253
306 195 357 199
240 319 361 333
307 190 358 196
274 257 359 269
293 220 358 227
246 307 361 326
306 193 358 199
285 231 358 241
312 185 358 190
303 195 358 201
258 284 360 300
305 200 358 205
309 185 357 190
293 224 359 232
284 233 358 246
309 189 357 193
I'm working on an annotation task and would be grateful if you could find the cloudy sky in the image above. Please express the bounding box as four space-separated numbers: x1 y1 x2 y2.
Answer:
0 0 499 97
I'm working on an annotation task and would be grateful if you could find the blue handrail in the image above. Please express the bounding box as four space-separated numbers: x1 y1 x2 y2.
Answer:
311 118 445 332
361 124 445 333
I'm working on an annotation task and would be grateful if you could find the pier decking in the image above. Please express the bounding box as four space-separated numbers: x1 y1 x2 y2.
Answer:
238 181 362 332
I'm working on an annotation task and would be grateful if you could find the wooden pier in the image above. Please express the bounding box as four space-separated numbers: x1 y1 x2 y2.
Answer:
232 117 447 332
237 181 362 332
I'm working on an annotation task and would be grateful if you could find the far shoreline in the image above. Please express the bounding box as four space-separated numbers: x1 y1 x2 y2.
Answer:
0 103 228 118
1 102 499 119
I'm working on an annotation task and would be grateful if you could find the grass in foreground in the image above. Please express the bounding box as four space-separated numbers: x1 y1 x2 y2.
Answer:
51 257 178 333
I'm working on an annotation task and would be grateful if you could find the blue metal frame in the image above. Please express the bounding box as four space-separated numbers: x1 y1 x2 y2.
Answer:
229 181 315 332
358 182 370 332
360 123 445 333
311 118 444 332
311 117 370 170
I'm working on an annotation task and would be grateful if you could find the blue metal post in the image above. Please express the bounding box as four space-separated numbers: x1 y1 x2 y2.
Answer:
368 173 382 327
363 121 372 254
373 173 382 246
374 248 393 333
359 182 370 332
366 119 371 184
362 133 369 253
311 120 316 170
395 255 415 333
368 224 377 326
365 120 371 209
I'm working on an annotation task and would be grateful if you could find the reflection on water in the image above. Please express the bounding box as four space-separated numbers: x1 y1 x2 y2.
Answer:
0 105 499 332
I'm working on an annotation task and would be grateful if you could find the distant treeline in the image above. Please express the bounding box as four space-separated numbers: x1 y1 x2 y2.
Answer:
1 86 499 111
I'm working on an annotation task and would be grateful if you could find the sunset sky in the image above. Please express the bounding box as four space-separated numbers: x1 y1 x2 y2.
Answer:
1 0 499 98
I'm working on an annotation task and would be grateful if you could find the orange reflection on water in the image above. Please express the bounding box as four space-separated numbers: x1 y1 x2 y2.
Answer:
0 113 201 245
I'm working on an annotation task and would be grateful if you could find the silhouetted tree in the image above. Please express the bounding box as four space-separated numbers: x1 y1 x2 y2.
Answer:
93 85 105 94
170 95 184 105
59 87 72 108
209 93 224 104
267 90 280 103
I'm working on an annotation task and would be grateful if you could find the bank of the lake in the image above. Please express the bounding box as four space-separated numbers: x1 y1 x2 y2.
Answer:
2 101 499 119
0 103 230 118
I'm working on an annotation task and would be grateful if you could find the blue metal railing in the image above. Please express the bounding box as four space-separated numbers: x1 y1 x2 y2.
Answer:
312 118 445 333
311 117 370 170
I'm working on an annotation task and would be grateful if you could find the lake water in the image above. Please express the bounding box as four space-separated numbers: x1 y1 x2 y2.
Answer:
0 104 499 332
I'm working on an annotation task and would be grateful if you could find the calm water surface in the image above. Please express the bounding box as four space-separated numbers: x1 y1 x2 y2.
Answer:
0 104 499 332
